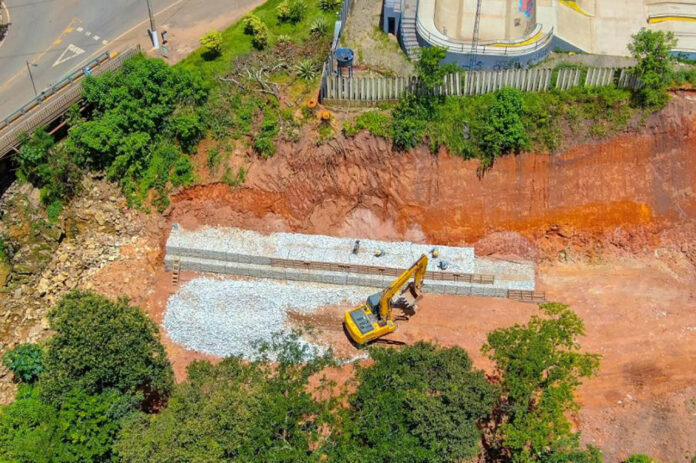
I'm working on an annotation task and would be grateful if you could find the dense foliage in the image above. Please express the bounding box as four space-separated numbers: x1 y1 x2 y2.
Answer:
385 47 638 167
328 342 497 463
0 385 139 463
628 29 677 108
2 343 44 383
41 291 173 405
116 350 327 463
482 303 601 462
479 88 528 168
0 291 172 462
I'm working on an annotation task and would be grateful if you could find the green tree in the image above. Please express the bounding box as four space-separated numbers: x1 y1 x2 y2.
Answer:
480 88 528 168
0 385 138 463
200 30 223 58
116 352 327 463
482 303 601 463
327 342 497 463
2 344 44 383
628 29 678 108
41 291 173 406
416 47 458 91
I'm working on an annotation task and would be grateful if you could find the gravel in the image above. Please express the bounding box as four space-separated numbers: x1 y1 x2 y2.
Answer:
167 225 476 273
164 278 369 359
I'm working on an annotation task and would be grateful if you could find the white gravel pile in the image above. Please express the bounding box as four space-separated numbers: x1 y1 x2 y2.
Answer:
167 225 476 273
164 278 368 359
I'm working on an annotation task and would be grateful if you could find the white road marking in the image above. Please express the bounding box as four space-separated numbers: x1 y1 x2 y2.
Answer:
52 43 85 67
102 40 108 45
84 31 91 36
93 35 100 40
76 26 84 32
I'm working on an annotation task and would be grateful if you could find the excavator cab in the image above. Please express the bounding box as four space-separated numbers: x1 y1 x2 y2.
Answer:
344 255 428 345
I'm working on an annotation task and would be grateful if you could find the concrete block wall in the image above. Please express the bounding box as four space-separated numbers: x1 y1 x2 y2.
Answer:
166 253 528 299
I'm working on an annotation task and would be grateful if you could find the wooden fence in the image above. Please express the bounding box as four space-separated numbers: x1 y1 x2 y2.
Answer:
321 66 642 104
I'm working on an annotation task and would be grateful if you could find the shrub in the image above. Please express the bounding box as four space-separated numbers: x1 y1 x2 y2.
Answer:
479 88 528 168
628 29 677 108
15 129 54 186
45 199 63 223
276 0 306 23
392 93 428 150
243 14 264 35
252 24 269 50
343 111 392 138
295 59 319 80
2 344 44 383
206 147 220 170
41 291 173 406
319 0 341 11
167 111 204 153
200 30 223 58
309 17 328 36
625 455 659 463
253 112 279 157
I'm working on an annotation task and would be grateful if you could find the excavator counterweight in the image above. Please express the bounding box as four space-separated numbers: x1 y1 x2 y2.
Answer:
344 254 428 345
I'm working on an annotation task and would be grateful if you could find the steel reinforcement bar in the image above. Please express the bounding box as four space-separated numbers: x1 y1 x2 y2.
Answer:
0 46 141 159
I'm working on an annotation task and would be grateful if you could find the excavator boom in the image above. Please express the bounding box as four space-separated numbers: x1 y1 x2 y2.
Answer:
344 254 429 345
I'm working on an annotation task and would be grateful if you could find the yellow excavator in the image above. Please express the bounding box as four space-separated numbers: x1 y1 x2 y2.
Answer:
344 254 428 345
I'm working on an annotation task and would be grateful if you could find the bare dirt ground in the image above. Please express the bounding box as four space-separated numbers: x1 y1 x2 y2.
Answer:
83 94 696 461
286 253 696 462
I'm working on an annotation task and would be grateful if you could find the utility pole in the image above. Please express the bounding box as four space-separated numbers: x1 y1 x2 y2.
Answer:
26 61 37 96
469 0 482 70
146 0 160 49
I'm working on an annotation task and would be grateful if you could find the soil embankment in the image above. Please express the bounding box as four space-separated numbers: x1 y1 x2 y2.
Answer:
171 93 696 262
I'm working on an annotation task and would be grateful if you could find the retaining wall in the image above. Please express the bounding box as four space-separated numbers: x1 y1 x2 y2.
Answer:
165 225 542 300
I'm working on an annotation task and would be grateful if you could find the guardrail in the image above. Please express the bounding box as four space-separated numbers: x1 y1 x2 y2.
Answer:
0 46 141 159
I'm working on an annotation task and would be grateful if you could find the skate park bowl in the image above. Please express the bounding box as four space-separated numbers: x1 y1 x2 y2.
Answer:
416 0 554 68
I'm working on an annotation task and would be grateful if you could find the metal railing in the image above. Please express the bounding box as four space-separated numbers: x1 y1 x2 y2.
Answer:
415 17 555 56
0 46 141 159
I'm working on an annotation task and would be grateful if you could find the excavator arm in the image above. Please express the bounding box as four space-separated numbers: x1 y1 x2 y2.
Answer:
378 254 428 322
344 254 429 345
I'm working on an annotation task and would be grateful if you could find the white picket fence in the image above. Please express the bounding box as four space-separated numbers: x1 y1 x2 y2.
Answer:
321 67 642 103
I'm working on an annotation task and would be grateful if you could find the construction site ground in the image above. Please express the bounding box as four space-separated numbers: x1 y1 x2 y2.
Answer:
10 93 694 462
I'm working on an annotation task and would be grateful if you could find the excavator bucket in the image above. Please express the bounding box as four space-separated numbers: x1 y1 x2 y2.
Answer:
396 282 423 310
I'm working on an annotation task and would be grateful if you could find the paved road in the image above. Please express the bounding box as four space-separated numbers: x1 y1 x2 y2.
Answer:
0 0 179 120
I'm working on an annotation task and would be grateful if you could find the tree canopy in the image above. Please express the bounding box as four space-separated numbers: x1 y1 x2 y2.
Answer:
628 29 677 108
328 342 497 463
482 303 601 463
0 291 171 462
116 353 326 463
41 291 173 405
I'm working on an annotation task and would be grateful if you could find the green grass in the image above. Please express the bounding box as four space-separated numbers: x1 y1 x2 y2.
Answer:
177 0 336 78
